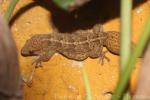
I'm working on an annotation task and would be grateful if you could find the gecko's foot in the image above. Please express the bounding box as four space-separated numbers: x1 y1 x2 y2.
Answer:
98 51 110 65
22 66 36 87
32 59 43 68
22 75 33 87
22 77 33 87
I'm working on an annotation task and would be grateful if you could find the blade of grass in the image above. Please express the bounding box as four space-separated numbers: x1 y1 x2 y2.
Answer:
120 0 132 71
117 0 132 99
82 67 92 100
122 91 131 100
112 14 150 100
112 0 132 99
4 0 19 22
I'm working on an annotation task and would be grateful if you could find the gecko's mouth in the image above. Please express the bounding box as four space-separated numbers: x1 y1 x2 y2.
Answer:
21 52 37 57
21 49 38 57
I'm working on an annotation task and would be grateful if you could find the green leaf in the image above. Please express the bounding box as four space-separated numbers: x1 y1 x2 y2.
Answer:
53 0 75 10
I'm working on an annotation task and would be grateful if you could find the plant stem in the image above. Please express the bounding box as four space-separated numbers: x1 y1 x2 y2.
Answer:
120 0 132 72
82 68 92 100
112 0 132 99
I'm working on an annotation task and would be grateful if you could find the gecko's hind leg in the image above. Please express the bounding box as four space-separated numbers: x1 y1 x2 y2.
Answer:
98 50 110 65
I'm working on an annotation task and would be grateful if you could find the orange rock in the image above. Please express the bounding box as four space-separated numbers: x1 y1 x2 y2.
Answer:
1 0 149 100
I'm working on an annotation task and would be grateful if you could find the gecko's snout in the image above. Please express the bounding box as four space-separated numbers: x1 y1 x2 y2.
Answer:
21 48 30 57
21 47 38 57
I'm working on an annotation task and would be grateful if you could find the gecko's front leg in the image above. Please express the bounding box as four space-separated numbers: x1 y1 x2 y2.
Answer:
89 46 110 65
98 50 110 65
32 49 56 68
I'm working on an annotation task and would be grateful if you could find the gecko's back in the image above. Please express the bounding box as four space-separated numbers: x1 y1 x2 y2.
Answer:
40 28 106 60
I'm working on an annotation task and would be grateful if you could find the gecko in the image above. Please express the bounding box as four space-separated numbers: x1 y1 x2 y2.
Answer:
21 24 120 67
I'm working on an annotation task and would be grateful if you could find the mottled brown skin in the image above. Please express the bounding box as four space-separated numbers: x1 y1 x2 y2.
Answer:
104 31 120 55
21 25 120 66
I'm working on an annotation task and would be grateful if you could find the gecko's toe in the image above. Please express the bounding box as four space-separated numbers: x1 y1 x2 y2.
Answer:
98 51 110 65
35 62 43 68
22 78 33 87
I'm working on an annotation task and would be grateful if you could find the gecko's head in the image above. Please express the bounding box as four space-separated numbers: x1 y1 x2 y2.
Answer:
21 35 44 57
